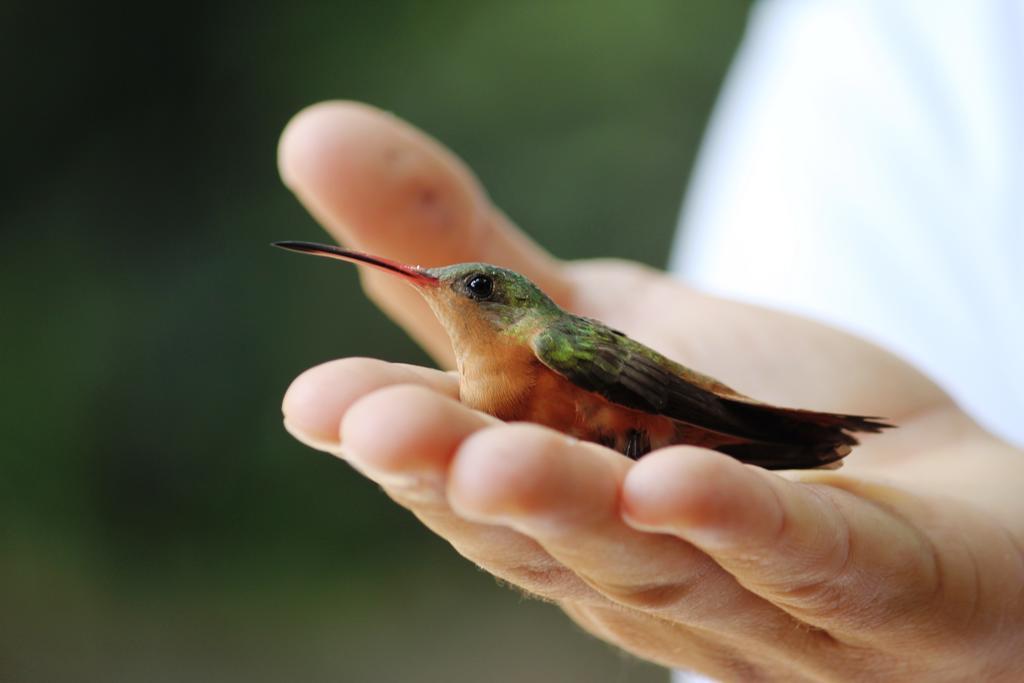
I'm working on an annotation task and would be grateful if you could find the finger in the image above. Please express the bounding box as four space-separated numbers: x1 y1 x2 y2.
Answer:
281 357 458 449
340 384 601 602
280 360 598 602
621 448 947 640
445 424 835 658
282 359 595 602
278 101 571 364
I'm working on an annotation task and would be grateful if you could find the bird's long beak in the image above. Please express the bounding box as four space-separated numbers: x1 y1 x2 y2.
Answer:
273 241 439 287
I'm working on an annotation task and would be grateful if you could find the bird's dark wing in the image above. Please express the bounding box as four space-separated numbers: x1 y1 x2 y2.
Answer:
531 317 890 468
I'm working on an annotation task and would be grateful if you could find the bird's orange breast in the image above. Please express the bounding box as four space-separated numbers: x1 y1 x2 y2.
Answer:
458 351 676 454
516 368 679 452
459 351 752 456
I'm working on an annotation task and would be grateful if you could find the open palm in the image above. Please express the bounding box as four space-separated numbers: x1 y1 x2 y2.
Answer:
279 102 1024 681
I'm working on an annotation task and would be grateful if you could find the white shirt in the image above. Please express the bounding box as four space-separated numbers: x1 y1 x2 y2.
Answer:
673 0 1024 447
671 1 1024 680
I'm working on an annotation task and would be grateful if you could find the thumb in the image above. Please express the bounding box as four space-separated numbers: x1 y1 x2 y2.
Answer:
278 101 571 365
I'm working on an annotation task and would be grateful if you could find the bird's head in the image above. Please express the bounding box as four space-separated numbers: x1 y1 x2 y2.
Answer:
274 241 560 352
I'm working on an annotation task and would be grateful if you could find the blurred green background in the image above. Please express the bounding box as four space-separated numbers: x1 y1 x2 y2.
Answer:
2 2 748 681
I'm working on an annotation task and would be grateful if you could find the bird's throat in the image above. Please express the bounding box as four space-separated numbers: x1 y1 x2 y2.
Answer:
454 337 539 420
441 319 541 421
418 289 543 419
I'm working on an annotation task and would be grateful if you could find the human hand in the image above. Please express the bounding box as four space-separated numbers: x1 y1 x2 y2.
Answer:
277 102 1024 681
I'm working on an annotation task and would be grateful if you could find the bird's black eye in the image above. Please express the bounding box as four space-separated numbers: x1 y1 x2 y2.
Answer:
465 274 494 300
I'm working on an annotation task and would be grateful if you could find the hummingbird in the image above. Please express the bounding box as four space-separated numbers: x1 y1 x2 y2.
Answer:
274 241 891 469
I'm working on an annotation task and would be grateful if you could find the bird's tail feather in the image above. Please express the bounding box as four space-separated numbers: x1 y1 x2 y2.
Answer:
670 401 892 469
715 439 851 470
